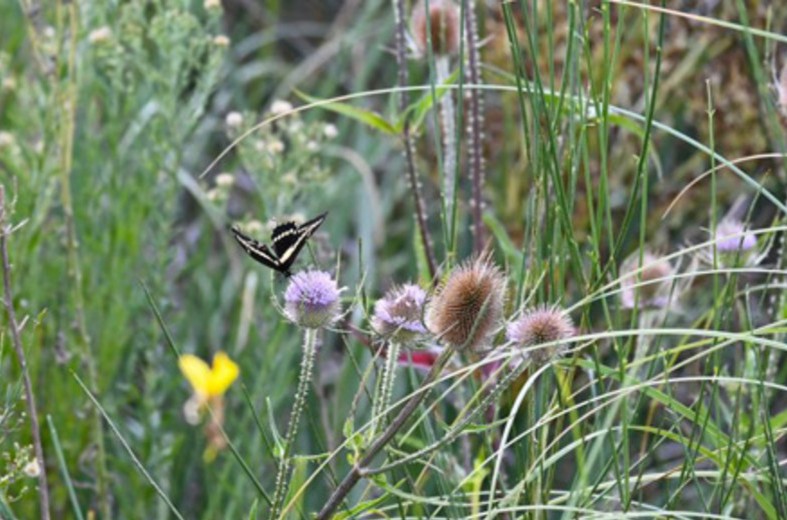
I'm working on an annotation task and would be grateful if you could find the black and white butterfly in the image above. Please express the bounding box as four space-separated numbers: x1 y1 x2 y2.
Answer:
231 212 327 277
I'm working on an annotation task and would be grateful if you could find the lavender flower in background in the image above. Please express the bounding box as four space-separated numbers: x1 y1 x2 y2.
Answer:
775 61 787 117
284 270 342 329
372 284 428 344
713 219 757 253
620 251 675 310
427 256 506 351
506 306 575 364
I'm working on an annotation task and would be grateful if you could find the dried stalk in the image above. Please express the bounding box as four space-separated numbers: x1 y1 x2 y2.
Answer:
393 0 438 279
0 186 51 520
57 3 110 515
315 345 455 519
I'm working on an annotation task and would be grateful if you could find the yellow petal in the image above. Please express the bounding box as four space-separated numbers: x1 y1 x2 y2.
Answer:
206 352 239 396
178 354 212 396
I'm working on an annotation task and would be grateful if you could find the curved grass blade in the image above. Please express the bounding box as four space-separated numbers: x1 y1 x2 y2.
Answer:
72 372 185 520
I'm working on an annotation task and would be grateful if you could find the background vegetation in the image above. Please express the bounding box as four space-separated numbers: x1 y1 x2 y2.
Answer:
1 0 786 518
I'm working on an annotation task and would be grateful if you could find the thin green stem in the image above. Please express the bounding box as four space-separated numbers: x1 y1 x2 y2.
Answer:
55 2 109 516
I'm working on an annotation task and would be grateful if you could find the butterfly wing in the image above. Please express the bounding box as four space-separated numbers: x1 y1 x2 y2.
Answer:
272 212 328 272
271 222 300 259
230 226 283 272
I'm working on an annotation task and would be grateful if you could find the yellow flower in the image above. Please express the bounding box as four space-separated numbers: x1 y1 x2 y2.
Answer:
179 352 239 398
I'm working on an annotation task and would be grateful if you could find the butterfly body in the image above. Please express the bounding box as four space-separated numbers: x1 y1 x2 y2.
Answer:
231 212 327 277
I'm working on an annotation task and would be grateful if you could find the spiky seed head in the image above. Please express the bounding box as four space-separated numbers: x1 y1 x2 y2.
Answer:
426 257 506 351
372 283 428 345
411 0 460 56
620 250 674 310
506 306 574 364
284 270 342 329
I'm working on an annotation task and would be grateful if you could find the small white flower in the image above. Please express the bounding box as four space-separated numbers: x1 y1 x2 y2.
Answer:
212 35 230 47
215 173 234 188
204 0 222 10
0 132 15 149
323 123 338 139
225 111 243 128
267 140 285 154
306 141 319 152
2 78 16 92
245 220 265 235
23 459 40 478
270 99 293 116
88 26 113 44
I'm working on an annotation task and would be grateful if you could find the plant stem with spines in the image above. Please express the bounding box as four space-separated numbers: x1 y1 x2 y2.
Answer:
463 0 486 255
271 328 318 518
393 0 438 280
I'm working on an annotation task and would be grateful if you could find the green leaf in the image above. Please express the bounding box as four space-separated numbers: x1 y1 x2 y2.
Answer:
484 212 523 266
246 499 259 520
295 90 397 134
266 396 285 458
0 491 17 520
394 67 461 133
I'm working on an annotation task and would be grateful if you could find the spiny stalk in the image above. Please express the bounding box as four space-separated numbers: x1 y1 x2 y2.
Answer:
271 329 318 518
393 0 438 280
463 0 487 255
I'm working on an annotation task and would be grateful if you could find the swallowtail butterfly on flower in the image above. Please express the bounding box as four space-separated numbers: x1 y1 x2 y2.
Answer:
231 212 327 277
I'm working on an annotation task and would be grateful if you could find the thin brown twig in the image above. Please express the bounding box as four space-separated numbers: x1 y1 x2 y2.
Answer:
315 345 455 519
393 0 438 280
0 185 51 520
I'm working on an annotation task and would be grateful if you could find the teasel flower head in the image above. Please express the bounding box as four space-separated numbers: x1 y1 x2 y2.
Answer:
506 306 574 364
372 283 428 344
410 0 460 57
620 250 675 310
712 218 757 253
426 256 507 351
284 270 343 329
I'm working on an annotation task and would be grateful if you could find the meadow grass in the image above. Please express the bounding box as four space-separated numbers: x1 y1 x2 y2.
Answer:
1 0 786 518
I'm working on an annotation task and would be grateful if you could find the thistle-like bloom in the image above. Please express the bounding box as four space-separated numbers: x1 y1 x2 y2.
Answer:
284 270 342 329
427 257 506 351
372 284 428 344
179 351 239 425
620 251 675 310
411 0 460 56
507 307 574 364
713 219 757 253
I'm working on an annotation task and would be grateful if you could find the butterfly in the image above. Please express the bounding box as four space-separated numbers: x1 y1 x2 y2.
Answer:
231 212 328 277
